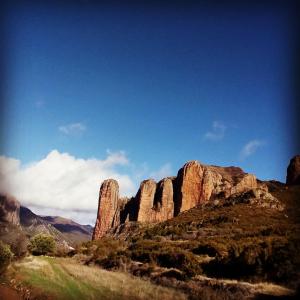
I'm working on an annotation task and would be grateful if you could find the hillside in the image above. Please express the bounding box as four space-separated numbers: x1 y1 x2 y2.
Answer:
21 208 93 245
76 156 300 298
0 194 92 251
75 181 300 299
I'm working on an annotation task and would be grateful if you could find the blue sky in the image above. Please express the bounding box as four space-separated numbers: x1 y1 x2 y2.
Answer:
0 1 298 223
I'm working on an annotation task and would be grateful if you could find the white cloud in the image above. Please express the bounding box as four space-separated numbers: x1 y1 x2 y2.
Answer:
204 121 226 141
150 163 173 181
240 139 265 160
59 122 86 136
0 150 135 225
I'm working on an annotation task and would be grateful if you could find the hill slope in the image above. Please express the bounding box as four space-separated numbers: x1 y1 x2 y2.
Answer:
0 194 92 250
78 181 300 299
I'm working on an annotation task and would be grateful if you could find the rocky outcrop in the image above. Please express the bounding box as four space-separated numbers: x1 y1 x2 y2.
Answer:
286 155 300 185
134 178 175 223
0 194 20 225
174 161 257 214
92 179 120 239
92 160 277 239
224 187 284 211
175 161 204 214
136 179 157 222
154 178 174 222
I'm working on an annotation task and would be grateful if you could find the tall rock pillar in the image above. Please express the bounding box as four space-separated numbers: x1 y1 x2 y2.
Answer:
92 179 119 240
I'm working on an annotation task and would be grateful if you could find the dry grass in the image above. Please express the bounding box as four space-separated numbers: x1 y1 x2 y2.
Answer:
194 275 295 297
11 256 187 300
15 256 48 270
61 258 186 300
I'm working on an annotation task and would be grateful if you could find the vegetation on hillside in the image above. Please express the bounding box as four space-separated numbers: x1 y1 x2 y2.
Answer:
74 184 300 296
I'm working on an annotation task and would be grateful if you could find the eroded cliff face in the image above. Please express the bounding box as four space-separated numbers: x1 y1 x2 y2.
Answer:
174 161 257 214
136 179 157 223
93 160 264 239
92 179 120 239
134 178 175 223
155 178 174 222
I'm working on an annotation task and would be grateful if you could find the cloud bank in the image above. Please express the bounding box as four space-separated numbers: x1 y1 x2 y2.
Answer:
0 150 136 224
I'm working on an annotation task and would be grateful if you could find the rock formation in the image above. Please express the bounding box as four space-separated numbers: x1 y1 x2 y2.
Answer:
133 178 175 223
0 194 20 225
174 161 257 214
92 179 120 239
93 160 263 239
154 178 174 222
286 155 300 185
136 179 157 222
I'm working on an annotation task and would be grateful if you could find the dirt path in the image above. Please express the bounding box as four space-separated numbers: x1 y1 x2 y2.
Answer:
0 284 22 300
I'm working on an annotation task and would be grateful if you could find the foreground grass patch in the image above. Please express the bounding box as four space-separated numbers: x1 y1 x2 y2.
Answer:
13 256 186 300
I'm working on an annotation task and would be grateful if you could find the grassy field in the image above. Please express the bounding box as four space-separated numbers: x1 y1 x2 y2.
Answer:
10 256 187 300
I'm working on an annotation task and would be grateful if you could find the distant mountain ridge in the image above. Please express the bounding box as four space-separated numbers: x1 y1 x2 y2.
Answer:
40 215 93 237
0 194 93 248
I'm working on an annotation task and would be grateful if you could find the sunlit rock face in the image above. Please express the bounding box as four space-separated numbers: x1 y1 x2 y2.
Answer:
154 178 174 222
136 179 157 223
93 160 260 239
136 177 175 223
286 155 300 185
92 179 120 240
173 161 257 214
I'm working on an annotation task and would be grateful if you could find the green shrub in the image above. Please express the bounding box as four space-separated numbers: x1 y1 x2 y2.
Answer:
29 234 56 256
80 237 126 258
0 240 13 273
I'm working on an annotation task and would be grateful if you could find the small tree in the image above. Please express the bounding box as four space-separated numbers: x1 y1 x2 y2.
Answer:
0 241 13 273
10 234 28 258
29 234 56 256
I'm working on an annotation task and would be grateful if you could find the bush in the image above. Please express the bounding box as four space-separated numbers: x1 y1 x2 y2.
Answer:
10 234 28 258
129 240 202 277
29 234 56 256
80 237 126 258
0 240 13 273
